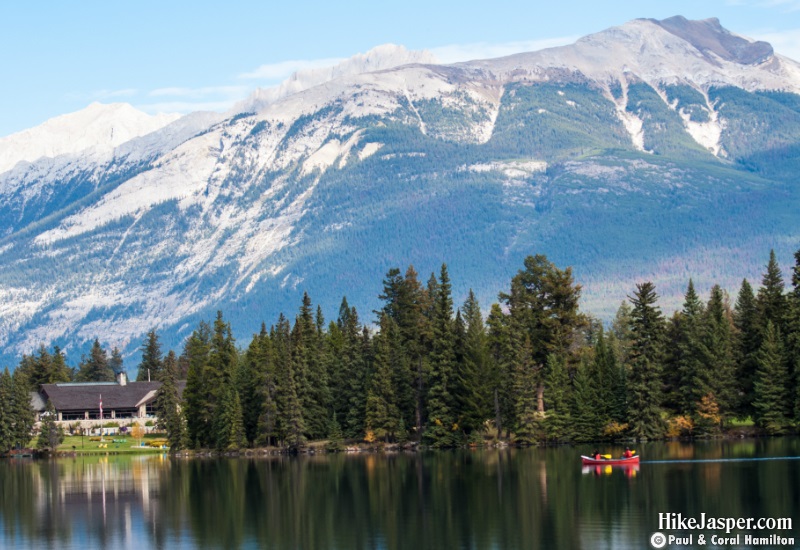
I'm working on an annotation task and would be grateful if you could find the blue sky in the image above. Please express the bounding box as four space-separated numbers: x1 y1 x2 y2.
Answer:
2 0 800 136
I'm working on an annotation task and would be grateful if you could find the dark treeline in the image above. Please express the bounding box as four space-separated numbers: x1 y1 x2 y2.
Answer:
6 249 800 451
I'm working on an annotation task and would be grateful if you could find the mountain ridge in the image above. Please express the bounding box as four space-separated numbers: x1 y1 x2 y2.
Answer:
0 16 799 366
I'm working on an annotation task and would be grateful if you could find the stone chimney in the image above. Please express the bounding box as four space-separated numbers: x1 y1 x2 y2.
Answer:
117 371 128 386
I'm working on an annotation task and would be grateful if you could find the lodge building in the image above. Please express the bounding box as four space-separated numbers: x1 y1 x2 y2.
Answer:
32 372 186 424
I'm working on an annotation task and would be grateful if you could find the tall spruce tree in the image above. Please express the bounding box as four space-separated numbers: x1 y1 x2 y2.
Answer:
182 321 212 448
704 285 737 424
36 400 64 452
542 353 570 442
456 290 493 439
785 248 800 423
570 360 601 442
274 313 306 448
207 311 239 448
513 336 540 445
757 250 787 337
787 249 800 422
136 329 163 381
10 370 34 449
626 282 666 440
365 314 400 442
0 370 12 453
486 303 513 439
734 279 760 418
295 292 331 440
424 264 458 447
675 280 712 416
752 321 790 434
75 339 114 382
109 347 124 377
16 345 71 391
155 351 186 450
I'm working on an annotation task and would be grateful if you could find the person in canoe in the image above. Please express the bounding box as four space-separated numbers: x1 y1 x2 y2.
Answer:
623 447 634 459
593 449 603 460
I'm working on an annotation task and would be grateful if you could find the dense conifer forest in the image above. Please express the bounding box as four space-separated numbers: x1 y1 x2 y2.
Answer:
3 248 800 452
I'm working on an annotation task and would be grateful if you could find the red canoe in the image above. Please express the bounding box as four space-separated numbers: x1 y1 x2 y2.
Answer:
581 455 640 466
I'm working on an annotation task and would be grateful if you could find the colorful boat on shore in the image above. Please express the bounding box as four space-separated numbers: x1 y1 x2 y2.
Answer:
581 455 640 466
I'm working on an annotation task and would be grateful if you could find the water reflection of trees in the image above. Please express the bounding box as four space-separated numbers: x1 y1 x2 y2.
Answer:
1 439 799 549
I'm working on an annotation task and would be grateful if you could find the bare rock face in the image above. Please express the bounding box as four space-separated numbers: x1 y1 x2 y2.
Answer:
651 16 773 66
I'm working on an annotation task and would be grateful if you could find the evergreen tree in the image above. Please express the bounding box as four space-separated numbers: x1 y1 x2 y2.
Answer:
752 321 790 434
75 339 114 382
274 314 306 448
136 329 163 382
182 321 212 448
213 384 247 451
109 347 124 377
326 412 345 452
400 266 432 437
295 292 331 440
570 360 601 442
0 370 13 453
10 370 34 449
365 314 400 442
486 303 512 438
734 279 760 418
424 264 458 447
36 400 64 452
16 345 72 391
626 282 666 440
500 255 586 416
704 285 738 424
675 280 712 416
512 336 539 445
607 332 628 424
542 353 570 442
206 311 239 448
786 248 800 422
456 290 493 440
610 301 634 366
757 250 787 336
155 351 185 451
592 327 616 425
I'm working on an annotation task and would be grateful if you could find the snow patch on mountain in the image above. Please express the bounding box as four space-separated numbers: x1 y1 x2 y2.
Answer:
0 103 180 175
34 130 223 244
606 80 648 152
679 95 725 156
465 160 547 178
359 142 383 160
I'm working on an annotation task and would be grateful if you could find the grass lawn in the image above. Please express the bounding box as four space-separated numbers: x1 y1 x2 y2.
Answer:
729 417 755 427
29 434 170 454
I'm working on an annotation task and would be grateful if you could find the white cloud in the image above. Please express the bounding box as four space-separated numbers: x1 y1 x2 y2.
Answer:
727 0 800 11
430 36 578 64
239 57 346 81
148 85 250 99
90 88 139 100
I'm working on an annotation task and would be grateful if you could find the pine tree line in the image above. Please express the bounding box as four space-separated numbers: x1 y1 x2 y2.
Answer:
10 248 800 448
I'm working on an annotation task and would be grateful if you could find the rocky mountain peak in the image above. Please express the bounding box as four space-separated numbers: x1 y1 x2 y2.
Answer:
650 15 773 65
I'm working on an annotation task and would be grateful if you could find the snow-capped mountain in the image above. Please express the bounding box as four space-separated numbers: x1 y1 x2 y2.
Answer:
1 16 800 366
233 43 438 114
0 103 180 176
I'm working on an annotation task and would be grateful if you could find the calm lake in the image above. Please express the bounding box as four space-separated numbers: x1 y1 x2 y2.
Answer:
1 438 799 549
